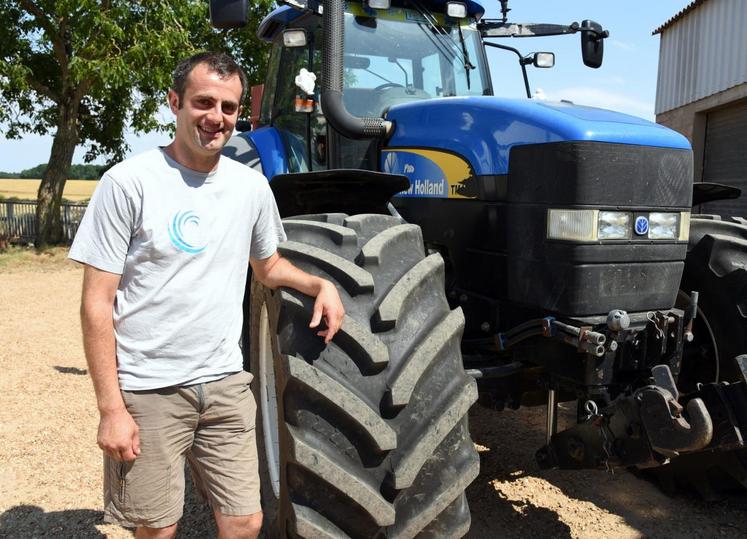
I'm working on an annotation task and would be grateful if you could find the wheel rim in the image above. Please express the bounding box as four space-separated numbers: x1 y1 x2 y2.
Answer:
258 303 281 498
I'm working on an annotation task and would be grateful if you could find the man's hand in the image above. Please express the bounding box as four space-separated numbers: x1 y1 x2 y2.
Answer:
98 408 141 462
251 253 345 344
309 280 345 344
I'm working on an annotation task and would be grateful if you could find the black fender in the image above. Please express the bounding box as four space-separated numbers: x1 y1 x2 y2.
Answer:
269 169 409 218
692 182 741 207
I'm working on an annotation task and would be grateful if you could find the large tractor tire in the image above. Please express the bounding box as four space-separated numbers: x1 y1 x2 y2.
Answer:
679 215 747 386
248 213 479 537
656 215 747 498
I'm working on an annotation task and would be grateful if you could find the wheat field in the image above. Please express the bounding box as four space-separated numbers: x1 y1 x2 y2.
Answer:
0 179 98 202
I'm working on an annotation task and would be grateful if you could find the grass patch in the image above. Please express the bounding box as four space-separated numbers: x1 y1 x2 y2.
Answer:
0 245 79 273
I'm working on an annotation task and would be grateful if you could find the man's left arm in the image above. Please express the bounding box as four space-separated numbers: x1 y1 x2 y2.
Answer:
250 252 345 343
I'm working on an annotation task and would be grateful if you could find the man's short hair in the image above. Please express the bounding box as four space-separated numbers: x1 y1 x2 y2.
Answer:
172 52 248 107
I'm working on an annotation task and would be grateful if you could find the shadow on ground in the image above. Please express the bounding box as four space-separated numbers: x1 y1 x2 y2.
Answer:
54 365 88 375
465 404 571 538
466 460 572 538
466 403 747 538
0 506 106 537
0 473 215 537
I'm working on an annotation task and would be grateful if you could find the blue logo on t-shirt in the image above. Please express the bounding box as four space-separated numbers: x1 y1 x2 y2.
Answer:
168 210 207 254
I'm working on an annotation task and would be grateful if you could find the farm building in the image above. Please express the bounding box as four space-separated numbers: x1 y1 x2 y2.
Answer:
654 0 747 217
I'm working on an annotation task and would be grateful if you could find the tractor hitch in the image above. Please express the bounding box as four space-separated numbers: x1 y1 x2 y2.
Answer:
537 361 747 471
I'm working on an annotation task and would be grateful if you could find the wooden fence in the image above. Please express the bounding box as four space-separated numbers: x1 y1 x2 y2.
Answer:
0 200 87 244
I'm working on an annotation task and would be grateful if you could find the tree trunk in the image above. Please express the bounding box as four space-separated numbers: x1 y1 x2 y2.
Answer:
35 103 79 247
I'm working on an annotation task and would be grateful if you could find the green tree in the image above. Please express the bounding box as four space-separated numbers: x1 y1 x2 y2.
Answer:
68 163 106 180
0 0 273 246
19 164 48 179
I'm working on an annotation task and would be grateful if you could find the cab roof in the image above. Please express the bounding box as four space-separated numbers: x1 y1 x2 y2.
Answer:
258 0 486 42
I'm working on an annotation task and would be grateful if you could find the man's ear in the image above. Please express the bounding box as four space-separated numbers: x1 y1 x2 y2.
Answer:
167 89 179 114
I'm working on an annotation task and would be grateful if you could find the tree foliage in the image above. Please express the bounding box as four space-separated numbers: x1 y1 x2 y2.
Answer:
0 0 275 244
7 162 105 179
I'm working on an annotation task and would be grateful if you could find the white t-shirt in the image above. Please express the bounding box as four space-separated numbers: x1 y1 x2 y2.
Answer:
69 148 286 390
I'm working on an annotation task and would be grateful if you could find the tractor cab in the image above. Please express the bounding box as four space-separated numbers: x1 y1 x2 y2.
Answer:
243 1 491 174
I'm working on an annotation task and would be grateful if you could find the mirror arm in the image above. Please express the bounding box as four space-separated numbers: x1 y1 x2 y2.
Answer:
575 21 610 41
484 41 531 98
479 20 608 40
480 21 576 38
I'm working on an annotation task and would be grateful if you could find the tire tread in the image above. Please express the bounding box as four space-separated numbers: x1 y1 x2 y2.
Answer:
286 424 396 527
284 354 396 451
374 254 445 331
279 241 374 295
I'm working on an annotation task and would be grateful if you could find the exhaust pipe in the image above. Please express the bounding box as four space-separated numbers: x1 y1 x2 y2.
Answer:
321 0 393 139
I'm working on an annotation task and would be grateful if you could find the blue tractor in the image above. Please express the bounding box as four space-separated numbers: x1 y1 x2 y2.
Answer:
213 0 747 535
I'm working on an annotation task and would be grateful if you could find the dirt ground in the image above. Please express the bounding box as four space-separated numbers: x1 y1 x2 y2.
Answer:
1 261 745 538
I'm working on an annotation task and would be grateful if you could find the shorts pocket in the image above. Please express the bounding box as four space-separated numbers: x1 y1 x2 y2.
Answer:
237 370 254 387
127 458 172 514
117 462 128 504
105 458 133 512
230 370 254 400
226 372 257 431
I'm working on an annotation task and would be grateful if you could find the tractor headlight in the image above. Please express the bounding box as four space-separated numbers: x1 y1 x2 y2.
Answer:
598 211 631 239
446 2 467 18
282 29 308 48
547 209 598 241
367 0 391 9
679 211 690 241
648 212 680 239
548 209 690 242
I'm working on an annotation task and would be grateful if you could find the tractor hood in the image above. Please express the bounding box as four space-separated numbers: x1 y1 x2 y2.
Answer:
383 97 690 176
383 96 693 317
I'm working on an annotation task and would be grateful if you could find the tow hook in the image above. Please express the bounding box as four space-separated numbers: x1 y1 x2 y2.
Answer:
537 364 715 471
636 365 713 456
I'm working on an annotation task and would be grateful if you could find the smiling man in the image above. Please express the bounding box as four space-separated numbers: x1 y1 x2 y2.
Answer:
69 52 344 539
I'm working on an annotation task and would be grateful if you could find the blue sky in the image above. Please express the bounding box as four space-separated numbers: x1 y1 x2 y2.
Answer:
0 0 692 172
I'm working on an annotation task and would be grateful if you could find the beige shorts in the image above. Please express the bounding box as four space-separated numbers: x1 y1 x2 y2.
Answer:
103 370 261 529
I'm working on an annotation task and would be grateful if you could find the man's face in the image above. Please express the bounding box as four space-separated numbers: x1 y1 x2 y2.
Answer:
168 63 243 160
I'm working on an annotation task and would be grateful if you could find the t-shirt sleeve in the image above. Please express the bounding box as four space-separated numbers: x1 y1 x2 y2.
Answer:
250 182 287 260
68 173 134 274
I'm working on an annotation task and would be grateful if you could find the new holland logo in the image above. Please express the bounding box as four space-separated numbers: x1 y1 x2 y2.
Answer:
635 216 649 236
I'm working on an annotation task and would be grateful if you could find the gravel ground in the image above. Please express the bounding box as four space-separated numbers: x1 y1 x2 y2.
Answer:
1 264 745 538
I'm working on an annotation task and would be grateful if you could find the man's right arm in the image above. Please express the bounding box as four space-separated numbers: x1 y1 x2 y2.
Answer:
80 264 140 462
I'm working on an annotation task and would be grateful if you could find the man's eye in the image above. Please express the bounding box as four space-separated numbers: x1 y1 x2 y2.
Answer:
222 105 238 114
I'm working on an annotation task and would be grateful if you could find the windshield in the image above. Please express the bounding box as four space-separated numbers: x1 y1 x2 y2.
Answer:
342 5 489 117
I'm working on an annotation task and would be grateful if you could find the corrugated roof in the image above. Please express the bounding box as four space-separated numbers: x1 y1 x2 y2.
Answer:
653 0 710 35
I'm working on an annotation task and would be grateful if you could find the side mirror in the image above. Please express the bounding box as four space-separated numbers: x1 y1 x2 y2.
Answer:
209 0 248 29
580 20 605 68
533 52 555 68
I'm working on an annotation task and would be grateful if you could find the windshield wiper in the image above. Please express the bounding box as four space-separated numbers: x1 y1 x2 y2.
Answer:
410 0 467 69
364 69 395 85
456 23 474 89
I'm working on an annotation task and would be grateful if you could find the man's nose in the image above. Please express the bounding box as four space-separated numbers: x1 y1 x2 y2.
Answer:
205 104 224 124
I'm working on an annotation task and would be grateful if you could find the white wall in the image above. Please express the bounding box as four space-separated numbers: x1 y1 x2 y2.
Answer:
655 0 747 114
